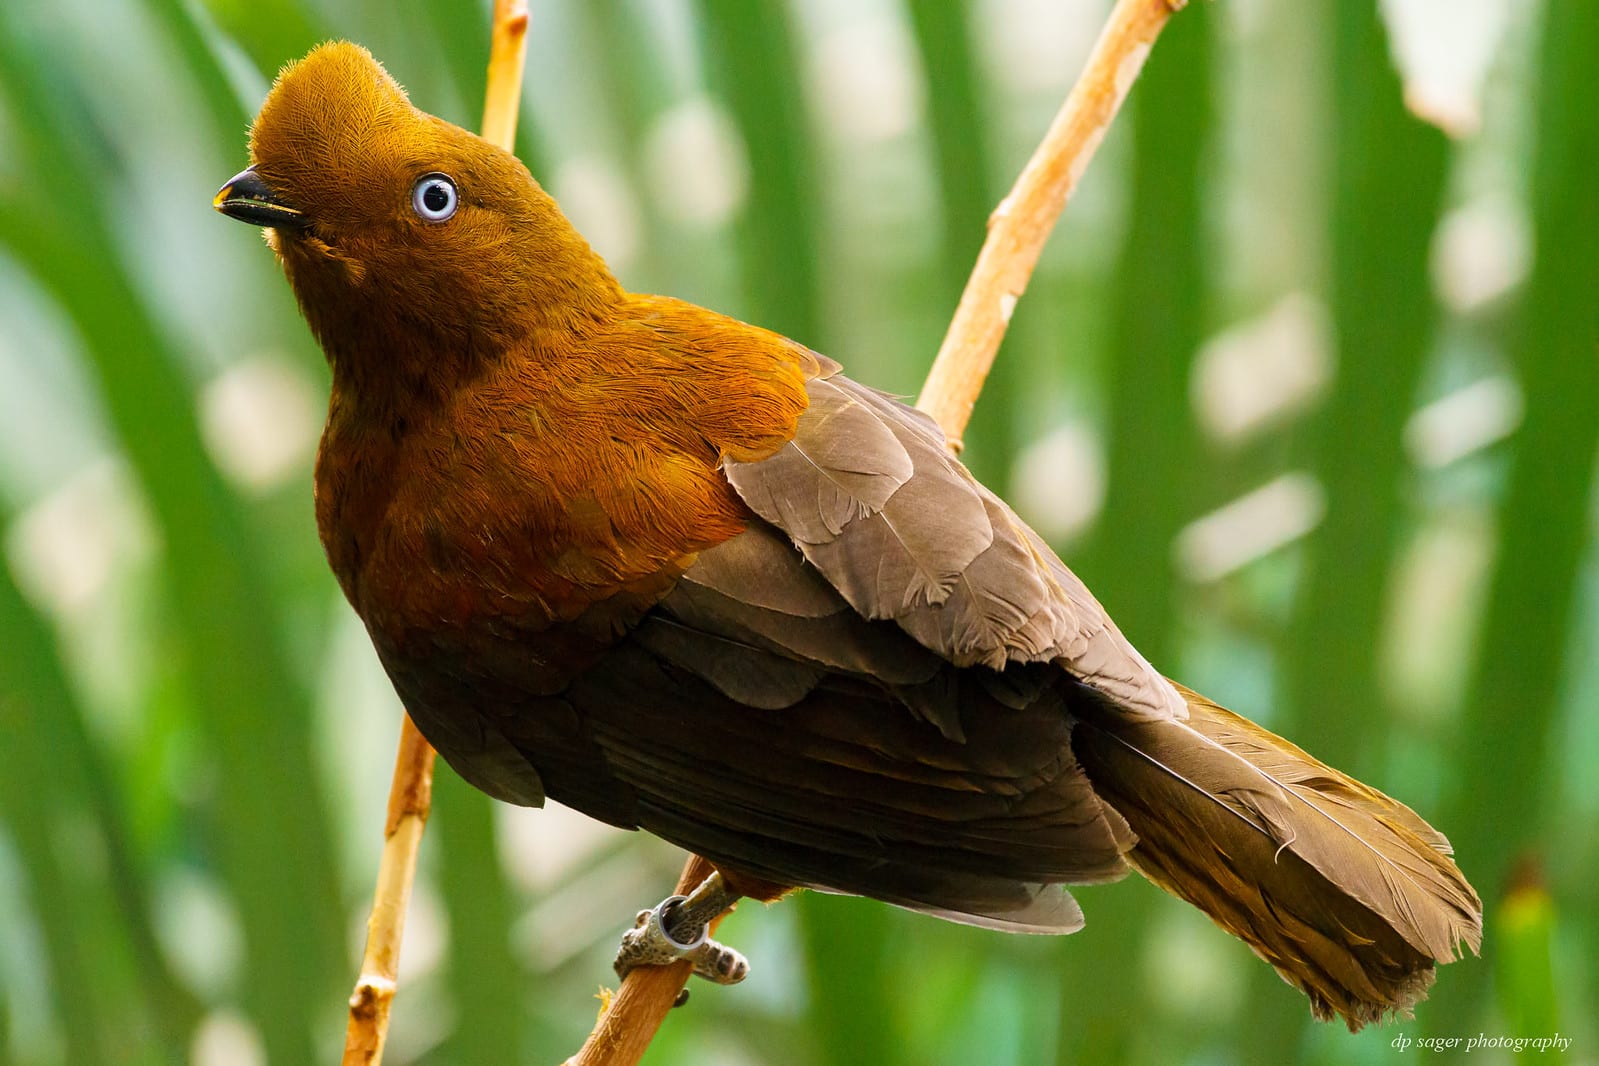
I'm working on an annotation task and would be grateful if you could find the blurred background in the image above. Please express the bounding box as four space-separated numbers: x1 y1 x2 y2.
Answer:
0 0 1594 1063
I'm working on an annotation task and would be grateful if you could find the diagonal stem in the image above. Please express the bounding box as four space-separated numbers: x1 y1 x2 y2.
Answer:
568 855 725 1066
340 719 434 1066
917 0 1186 452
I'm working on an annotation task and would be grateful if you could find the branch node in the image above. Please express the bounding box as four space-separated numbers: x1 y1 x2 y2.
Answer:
349 975 397 1016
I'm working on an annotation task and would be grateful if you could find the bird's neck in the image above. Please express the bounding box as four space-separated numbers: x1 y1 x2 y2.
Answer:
296 247 626 423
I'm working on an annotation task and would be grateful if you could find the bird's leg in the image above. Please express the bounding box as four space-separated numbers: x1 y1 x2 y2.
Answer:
613 870 749 985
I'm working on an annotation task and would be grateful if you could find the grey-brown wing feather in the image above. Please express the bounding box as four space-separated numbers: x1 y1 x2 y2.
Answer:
567 633 1129 932
723 363 1184 721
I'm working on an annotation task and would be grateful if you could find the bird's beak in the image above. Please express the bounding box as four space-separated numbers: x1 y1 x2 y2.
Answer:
213 166 305 229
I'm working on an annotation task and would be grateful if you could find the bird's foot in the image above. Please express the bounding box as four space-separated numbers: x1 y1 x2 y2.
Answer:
613 871 748 985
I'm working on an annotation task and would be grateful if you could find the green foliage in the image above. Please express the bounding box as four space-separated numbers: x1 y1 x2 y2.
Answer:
0 2 1592 1064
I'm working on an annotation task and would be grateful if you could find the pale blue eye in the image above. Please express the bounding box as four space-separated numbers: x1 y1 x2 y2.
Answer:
412 174 457 221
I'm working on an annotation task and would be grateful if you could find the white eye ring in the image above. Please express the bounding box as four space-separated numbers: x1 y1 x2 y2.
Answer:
412 173 458 222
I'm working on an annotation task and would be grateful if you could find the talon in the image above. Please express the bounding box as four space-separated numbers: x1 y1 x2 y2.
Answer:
612 872 748 986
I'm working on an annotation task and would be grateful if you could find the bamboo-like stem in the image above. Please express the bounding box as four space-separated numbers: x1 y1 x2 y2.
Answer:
341 720 434 1065
338 5 530 1063
916 0 1185 451
563 1 1184 1062
566 854 723 1066
480 0 530 150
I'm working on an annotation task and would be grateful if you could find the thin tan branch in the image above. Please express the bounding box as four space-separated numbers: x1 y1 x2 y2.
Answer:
481 0 531 151
566 855 725 1066
562 1 1183 1062
339 4 531 1063
340 717 435 1066
916 0 1185 451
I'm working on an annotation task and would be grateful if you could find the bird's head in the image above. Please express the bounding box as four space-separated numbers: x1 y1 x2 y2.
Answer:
215 42 619 368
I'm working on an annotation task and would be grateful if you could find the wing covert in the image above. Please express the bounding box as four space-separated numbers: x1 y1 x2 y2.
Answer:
723 359 1184 721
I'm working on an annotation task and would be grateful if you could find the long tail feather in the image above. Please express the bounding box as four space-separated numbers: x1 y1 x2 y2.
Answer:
1072 684 1482 1030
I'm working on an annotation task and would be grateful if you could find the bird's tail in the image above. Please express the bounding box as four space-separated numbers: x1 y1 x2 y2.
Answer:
1071 683 1482 1030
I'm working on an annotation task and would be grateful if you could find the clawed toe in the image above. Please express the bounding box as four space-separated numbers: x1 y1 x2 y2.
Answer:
612 873 747 985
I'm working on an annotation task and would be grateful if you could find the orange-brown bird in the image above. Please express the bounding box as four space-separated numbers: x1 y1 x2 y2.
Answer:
215 42 1480 1027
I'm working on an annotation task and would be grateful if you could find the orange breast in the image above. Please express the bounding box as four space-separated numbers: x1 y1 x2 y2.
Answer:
315 294 814 657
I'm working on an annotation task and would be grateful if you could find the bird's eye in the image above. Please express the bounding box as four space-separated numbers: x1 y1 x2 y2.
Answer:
411 173 458 222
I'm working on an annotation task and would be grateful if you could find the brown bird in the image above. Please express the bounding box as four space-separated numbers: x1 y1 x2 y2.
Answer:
215 41 1480 1028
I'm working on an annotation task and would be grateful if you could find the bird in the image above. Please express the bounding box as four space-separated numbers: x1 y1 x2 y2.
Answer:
214 41 1480 1029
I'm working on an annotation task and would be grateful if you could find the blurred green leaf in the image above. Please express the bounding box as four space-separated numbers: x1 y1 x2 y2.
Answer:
694 0 822 348
904 0 1018 484
1058 5 1215 1062
429 775 528 1065
0 557 200 1065
1495 865 1558 1043
0 11 341 1062
1281 0 1451 772
794 894 898 1066
1437 0 1599 1035
197 0 326 77
0 569 119 1066
1254 4 1452 1058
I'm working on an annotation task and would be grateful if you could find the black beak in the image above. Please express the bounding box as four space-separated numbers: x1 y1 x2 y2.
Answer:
213 166 305 229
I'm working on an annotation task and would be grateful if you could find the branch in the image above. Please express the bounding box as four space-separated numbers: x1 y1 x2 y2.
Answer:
566 855 724 1066
480 0 531 151
565 0 1184 1061
341 719 434 1065
916 0 1185 450
339 4 529 1063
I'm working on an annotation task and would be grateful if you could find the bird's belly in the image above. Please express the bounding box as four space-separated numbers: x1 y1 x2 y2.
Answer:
375 607 1129 934
369 609 647 824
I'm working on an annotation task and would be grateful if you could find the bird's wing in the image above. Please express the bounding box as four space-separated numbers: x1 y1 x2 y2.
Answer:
567 606 1129 932
591 485 1135 930
721 355 1184 722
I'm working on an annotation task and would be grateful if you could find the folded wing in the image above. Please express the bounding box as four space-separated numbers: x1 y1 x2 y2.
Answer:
722 357 1184 721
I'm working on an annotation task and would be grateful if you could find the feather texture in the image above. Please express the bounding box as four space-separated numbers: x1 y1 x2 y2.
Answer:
725 362 1185 720
1072 684 1482 1027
